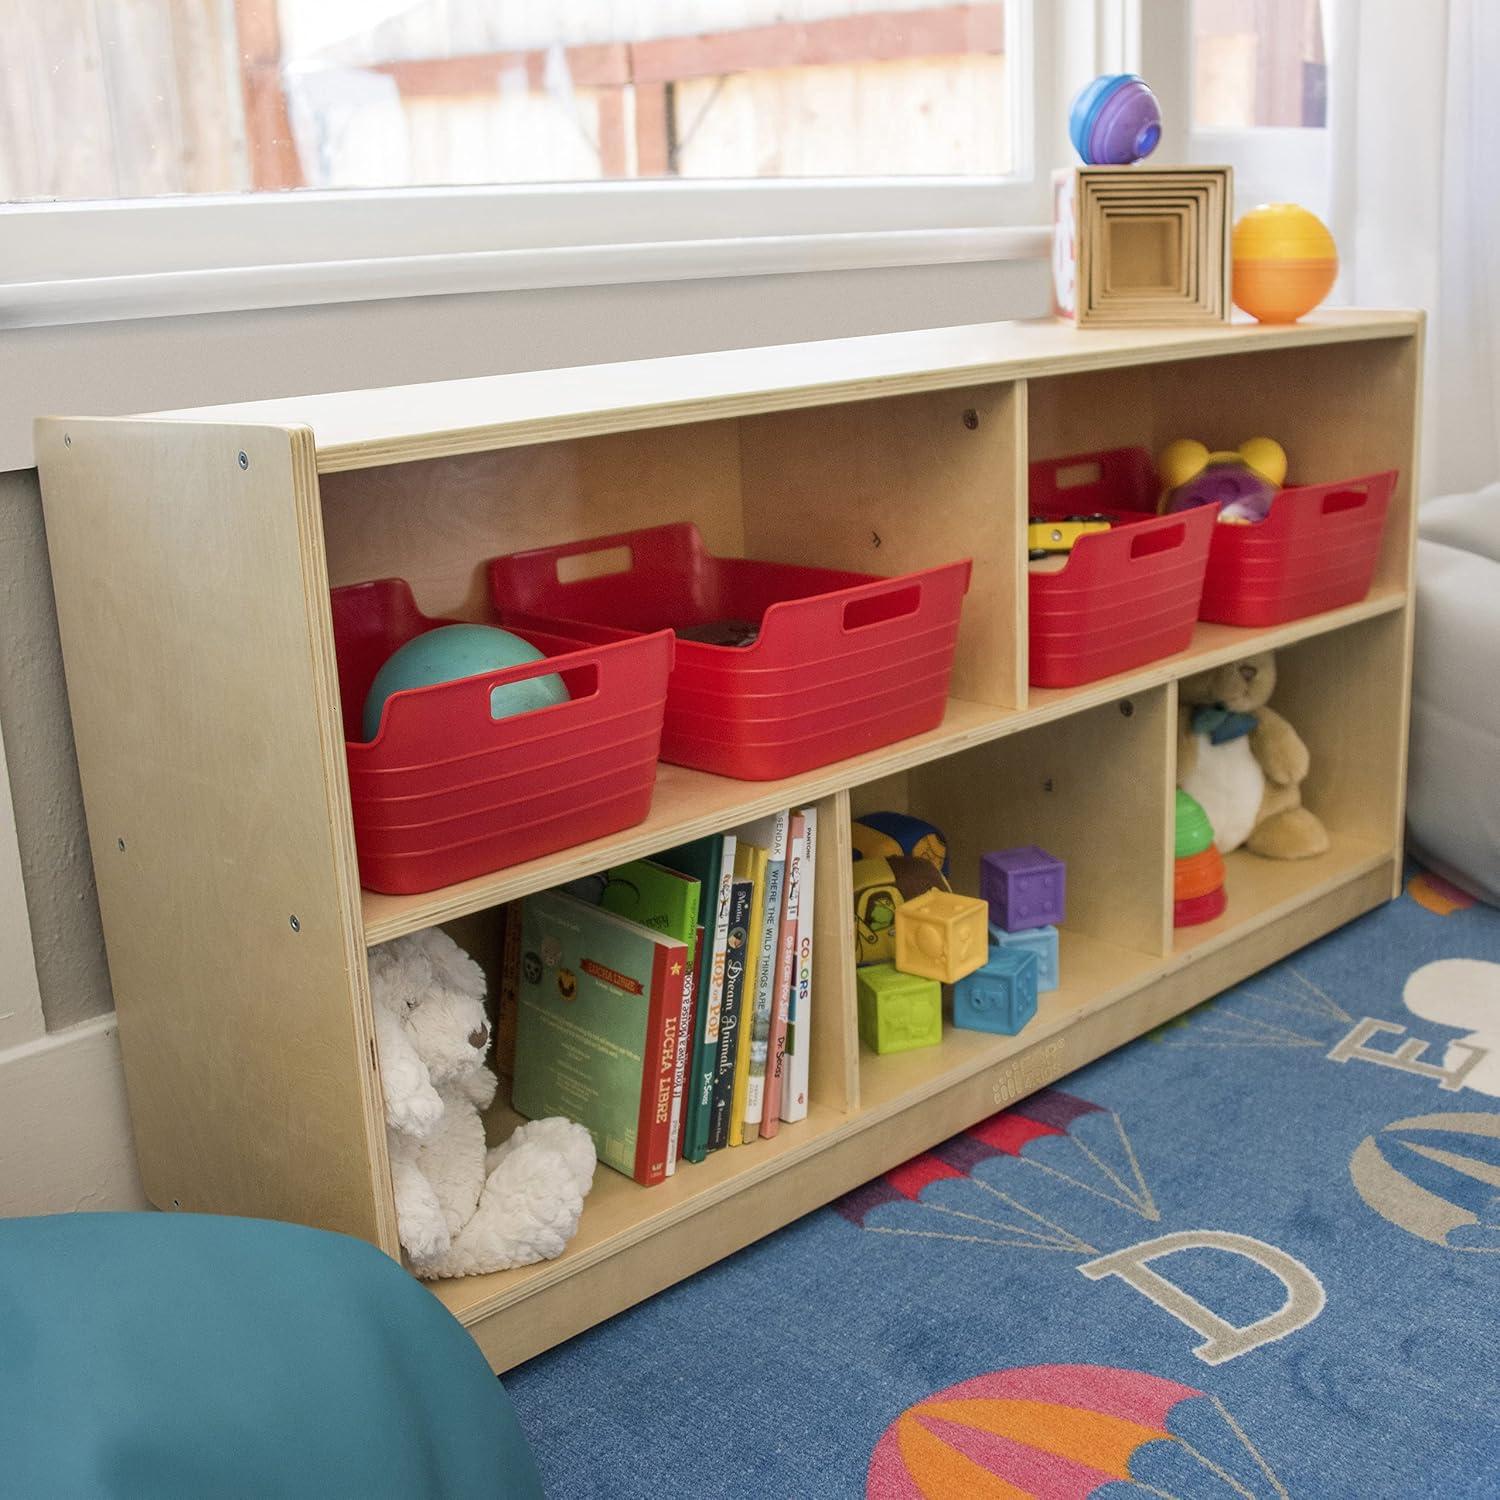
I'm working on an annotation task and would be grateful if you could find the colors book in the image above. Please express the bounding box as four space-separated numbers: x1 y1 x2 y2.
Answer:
782 805 819 1124
727 841 769 1146
511 889 688 1186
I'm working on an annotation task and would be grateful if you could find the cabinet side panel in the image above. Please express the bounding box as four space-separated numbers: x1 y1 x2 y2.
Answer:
35 418 392 1248
737 383 1026 710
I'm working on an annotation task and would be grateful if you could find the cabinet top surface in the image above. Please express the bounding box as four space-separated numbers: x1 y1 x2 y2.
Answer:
67 308 1419 474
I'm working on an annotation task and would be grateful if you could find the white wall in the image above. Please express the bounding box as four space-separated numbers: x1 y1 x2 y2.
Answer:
0 254 1049 1216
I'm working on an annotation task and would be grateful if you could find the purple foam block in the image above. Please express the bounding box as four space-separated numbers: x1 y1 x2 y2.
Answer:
981 845 1066 931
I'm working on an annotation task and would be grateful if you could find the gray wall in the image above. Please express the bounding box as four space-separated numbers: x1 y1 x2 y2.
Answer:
0 466 112 1028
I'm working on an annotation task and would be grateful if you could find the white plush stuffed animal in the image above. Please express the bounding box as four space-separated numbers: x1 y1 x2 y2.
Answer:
369 927 596 1279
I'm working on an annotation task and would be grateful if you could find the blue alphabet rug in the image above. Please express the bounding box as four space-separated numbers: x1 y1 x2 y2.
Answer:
505 867 1500 1498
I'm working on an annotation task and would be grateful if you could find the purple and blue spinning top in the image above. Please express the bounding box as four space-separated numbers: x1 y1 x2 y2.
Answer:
1068 74 1162 165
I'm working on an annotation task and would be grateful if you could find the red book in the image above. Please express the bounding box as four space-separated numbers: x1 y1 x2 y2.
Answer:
638 944 688 1185
761 813 806 1140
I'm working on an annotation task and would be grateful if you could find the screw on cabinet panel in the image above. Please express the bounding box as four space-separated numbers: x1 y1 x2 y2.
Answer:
963 409 980 430
117 837 126 851
63 433 72 447
289 914 301 932
1120 700 1135 717
238 451 249 470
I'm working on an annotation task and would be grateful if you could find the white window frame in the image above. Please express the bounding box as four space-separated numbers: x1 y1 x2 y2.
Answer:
1142 0 1330 218
0 0 1101 332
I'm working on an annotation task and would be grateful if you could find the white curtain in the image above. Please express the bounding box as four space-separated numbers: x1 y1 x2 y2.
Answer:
1327 0 1500 498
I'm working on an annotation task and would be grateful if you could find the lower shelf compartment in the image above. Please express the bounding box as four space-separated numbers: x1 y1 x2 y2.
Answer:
857 929 1162 1113
431 1100 853 1330
1174 832 1393 957
428 846 1397 1369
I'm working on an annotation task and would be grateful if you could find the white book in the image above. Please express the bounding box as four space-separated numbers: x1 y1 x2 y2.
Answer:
738 809 790 1129
782 805 818 1122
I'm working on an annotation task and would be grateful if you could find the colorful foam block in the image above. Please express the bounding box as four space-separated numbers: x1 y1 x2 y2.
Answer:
980 845 1066 931
990 923 1059 993
893 890 989 984
857 964 943 1055
953 949 1039 1036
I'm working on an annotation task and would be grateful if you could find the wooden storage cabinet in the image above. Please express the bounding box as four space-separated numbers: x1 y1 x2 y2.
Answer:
36 312 1421 1372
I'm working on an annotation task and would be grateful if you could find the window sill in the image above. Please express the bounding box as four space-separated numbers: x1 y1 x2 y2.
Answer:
2 223 1049 331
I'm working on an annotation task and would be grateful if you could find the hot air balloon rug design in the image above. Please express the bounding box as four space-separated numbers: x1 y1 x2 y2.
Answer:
867 1364 1288 1499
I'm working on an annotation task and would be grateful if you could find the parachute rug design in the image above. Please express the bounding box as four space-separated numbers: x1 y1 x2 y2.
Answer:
836 1088 1157 1255
1148 963 1351 1050
867 1364 1289 1500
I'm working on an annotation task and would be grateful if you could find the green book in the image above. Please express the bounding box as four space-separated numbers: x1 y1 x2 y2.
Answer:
657 835 735 1163
512 889 688 1186
598 859 701 1172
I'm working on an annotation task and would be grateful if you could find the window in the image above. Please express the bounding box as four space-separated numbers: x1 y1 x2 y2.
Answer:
1192 0 1326 131
3 1 1023 201
1167 0 1330 220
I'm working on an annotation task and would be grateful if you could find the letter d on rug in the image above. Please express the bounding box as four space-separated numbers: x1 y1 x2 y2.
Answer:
1078 1230 1326 1365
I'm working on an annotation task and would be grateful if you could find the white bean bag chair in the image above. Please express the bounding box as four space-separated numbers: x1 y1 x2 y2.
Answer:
1408 482 1500 904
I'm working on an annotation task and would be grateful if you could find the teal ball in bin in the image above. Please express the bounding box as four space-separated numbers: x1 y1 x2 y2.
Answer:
362 624 568 741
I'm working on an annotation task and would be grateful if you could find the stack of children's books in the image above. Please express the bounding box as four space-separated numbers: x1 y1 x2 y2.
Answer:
507 808 820 1186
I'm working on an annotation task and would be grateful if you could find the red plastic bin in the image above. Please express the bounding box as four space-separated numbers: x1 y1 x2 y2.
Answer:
330 578 673 895
1028 449 1218 688
487 523 972 781
1198 469 1396 626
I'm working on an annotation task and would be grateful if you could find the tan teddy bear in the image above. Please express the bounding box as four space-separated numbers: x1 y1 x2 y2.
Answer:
1177 651 1329 859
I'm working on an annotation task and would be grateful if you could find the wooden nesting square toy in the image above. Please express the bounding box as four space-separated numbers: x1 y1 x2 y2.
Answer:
1052 165 1232 327
893 890 989 984
858 965 943 1055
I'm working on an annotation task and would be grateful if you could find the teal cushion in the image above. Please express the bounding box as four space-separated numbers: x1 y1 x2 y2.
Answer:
0 1212 544 1500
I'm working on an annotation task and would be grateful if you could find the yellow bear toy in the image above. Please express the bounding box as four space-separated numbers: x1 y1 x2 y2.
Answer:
1158 437 1287 524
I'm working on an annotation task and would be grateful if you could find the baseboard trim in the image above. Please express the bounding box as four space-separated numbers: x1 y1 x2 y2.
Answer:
0 1012 147 1214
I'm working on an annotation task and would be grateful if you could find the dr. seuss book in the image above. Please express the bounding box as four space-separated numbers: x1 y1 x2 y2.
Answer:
727 839 769 1146
512 889 688 1186
709 876 754 1152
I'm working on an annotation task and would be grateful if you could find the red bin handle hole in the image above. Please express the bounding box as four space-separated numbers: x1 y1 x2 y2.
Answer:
1054 460 1104 490
843 583 921 632
1320 487 1368 515
1129 521 1186 559
557 544 633 585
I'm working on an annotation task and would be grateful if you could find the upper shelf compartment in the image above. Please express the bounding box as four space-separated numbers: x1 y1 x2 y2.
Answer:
1027 331 1422 602
145 312 1421 473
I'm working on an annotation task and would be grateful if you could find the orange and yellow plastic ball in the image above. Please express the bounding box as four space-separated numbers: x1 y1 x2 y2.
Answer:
1232 203 1339 323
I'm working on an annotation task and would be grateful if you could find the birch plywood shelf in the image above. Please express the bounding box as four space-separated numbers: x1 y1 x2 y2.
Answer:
37 310 1422 1373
